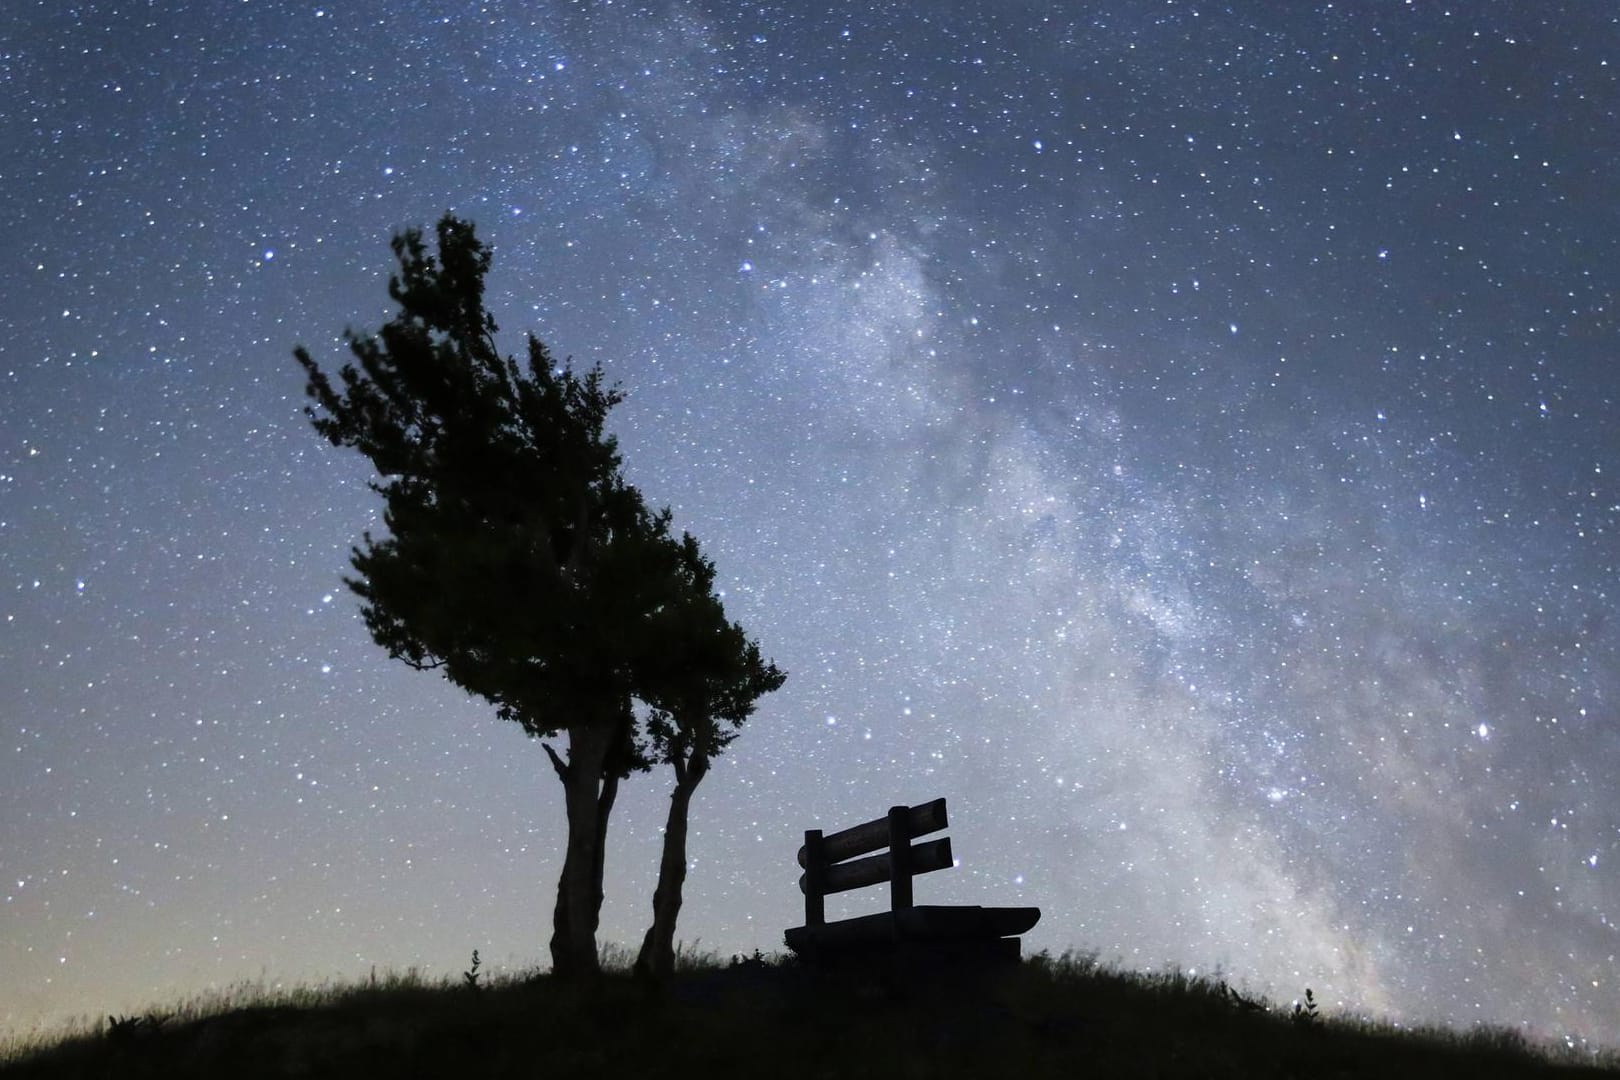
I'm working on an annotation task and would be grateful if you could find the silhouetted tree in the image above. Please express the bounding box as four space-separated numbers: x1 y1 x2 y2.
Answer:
294 215 685 978
632 536 785 982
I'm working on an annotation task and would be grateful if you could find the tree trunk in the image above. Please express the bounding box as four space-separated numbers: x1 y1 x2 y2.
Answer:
592 770 619 942
590 712 636 948
547 720 616 979
634 749 709 982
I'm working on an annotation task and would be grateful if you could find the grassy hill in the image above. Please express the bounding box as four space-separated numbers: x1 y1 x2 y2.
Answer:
2 948 1614 1079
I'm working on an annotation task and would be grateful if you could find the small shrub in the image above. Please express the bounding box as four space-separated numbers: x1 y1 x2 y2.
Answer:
598 941 637 973
106 1013 167 1043
1291 987 1319 1028
1218 980 1266 1014
729 948 769 970
463 949 483 991
672 939 724 972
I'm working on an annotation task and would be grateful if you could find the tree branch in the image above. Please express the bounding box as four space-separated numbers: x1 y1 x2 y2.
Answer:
542 742 570 782
563 491 593 575
688 749 710 786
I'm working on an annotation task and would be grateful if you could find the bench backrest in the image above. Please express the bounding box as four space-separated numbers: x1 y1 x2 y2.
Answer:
797 798 954 927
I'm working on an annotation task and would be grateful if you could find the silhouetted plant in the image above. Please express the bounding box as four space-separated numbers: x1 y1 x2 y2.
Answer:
295 215 781 981
669 939 727 973
105 1014 166 1043
1218 980 1267 1014
296 216 672 978
463 949 483 991
1292 987 1320 1028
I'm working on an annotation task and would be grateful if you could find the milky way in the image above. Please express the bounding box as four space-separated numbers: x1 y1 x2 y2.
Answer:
3 0 1618 1045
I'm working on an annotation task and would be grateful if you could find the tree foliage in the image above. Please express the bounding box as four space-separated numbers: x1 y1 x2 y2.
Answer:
639 534 786 769
296 218 674 743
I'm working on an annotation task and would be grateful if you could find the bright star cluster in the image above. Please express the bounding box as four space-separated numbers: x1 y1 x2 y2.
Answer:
2 0 1618 1048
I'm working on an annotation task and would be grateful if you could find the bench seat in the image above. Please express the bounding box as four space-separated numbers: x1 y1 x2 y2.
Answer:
785 904 1040 954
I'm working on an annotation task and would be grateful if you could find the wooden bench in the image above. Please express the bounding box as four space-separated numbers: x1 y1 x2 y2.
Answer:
784 797 1040 966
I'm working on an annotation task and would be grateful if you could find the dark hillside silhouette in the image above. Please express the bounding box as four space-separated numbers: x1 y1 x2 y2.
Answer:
6 951 1614 1079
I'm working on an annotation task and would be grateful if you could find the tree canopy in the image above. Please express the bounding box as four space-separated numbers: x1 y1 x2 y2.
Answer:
296 218 678 745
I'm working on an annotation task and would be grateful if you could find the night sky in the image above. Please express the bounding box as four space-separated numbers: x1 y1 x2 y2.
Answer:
4 0 1619 1045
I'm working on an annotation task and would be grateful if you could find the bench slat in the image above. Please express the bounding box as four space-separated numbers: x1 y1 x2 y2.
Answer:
784 905 1041 953
798 836 952 896
796 797 948 868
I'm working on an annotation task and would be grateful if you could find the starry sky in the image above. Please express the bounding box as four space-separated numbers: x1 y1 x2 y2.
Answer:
3 0 1618 1046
